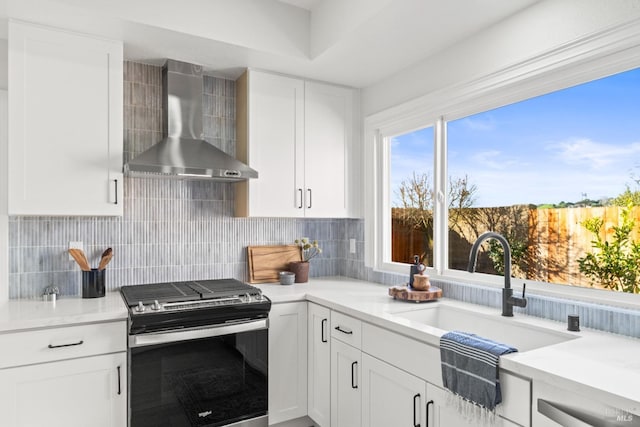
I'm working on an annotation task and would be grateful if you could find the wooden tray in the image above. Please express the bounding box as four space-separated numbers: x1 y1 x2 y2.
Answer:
389 285 442 302
247 245 303 283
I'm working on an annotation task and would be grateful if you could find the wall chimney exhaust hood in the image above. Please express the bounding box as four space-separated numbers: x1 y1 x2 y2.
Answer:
125 60 258 181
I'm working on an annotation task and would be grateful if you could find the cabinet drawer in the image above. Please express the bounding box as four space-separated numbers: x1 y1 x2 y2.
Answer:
331 311 361 348
362 323 440 384
0 321 126 369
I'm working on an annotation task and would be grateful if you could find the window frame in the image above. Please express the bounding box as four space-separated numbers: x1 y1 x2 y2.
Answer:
363 21 640 309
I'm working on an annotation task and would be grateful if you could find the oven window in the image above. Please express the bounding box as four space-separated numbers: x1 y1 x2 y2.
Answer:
130 329 268 427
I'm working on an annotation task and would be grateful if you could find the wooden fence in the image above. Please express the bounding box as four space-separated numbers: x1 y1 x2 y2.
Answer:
392 206 640 288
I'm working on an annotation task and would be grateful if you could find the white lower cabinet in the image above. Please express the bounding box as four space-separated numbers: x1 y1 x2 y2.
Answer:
361 353 427 427
331 339 361 427
0 353 126 427
281 307 531 427
0 321 127 427
308 303 331 426
269 302 308 425
426 383 521 427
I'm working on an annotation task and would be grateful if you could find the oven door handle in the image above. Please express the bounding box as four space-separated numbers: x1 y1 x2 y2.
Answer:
129 318 268 348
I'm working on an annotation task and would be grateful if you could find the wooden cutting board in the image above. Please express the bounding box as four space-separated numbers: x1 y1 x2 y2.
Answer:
389 285 442 302
247 245 303 283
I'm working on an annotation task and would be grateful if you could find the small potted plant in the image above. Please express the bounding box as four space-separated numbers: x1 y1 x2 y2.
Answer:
289 238 322 283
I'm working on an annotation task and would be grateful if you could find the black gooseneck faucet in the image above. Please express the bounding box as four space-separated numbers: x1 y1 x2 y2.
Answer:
467 231 527 317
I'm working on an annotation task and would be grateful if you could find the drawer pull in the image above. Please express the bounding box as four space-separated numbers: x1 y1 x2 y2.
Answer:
351 361 358 389
334 326 353 335
117 365 122 395
413 393 421 427
48 340 84 349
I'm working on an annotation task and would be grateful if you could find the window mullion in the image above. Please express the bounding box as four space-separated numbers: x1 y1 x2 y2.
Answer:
433 117 447 275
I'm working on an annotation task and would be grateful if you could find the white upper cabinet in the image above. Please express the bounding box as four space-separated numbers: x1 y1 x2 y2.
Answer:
8 21 123 216
236 69 359 218
304 81 353 218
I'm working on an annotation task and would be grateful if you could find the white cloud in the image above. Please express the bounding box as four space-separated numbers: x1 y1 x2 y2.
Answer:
548 138 640 169
459 116 496 131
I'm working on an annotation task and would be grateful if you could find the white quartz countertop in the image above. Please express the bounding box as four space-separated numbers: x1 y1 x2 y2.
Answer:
0 292 128 332
1 276 638 414
255 277 640 413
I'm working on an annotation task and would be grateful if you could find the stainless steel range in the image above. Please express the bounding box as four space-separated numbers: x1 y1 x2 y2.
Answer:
121 278 271 427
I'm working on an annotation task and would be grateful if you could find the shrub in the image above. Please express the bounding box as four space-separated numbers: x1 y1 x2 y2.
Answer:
577 204 640 293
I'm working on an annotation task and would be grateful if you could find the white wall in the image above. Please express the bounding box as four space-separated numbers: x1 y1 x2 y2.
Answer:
361 0 640 117
0 90 7 303
0 39 7 90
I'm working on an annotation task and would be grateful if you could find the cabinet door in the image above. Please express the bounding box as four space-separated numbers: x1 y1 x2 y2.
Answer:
244 71 305 217
8 21 123 216
304 81 353 218
331 339 361 427
426 383 520 427
308 303 331 426
269 302 308 424
361 353 427 427
0 352 126 427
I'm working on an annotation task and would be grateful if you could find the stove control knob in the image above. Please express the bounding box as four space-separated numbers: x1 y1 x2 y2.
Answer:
135 302 146 313
151 300 162 311
244 293 251 302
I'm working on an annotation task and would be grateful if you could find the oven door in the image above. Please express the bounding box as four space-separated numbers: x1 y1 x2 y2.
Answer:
128 319 268 427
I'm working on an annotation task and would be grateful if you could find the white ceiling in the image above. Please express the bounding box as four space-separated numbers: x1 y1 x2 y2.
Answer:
0 0 541 88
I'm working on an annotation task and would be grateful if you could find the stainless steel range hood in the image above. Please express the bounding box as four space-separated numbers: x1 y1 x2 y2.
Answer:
125 60 258 181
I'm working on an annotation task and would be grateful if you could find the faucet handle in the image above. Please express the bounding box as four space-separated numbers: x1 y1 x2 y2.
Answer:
510 283 528 308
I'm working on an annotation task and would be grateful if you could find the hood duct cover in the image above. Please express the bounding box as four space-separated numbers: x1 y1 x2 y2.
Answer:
125 60 258 181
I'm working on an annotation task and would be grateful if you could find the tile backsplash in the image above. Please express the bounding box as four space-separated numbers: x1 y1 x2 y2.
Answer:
8 61 366 298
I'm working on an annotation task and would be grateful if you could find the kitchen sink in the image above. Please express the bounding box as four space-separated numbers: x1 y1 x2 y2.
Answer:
391 304 578 352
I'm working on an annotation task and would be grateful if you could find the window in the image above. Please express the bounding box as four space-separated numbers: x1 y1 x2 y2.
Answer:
369 42 640 301
390 126 434 267
446 68 640 293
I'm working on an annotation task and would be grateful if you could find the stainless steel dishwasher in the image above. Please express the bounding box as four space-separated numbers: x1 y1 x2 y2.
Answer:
533 379 640 426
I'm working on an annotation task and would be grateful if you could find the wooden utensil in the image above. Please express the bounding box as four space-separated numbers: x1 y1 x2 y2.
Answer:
69 248 91 271
98 248 113 271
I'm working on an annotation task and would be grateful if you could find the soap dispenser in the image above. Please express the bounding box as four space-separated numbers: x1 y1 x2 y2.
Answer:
409 255 421 287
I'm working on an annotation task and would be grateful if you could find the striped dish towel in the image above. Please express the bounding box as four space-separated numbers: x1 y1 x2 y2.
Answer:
440 331 518 411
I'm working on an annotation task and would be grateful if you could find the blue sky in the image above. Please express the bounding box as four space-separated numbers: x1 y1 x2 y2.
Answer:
391 67 640 207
